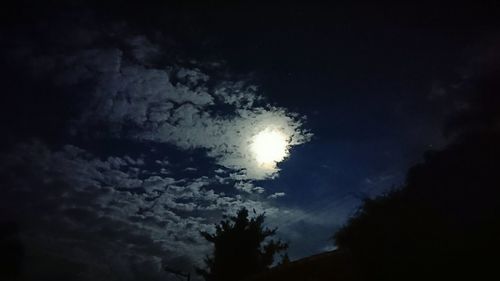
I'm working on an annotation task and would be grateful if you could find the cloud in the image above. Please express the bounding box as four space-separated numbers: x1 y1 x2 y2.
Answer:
0 141 271 279
0 12 318 281
66 54 311 179
268 192 286 199
0 139 345 279
17 31 311 180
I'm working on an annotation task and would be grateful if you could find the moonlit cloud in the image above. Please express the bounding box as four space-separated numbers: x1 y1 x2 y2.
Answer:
0 142 277 278
0 17 319 281
0 139 337 280
48 42 312 180
268 192 286 199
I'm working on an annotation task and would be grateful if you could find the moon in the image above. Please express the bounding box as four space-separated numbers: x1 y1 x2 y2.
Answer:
250 128 289 169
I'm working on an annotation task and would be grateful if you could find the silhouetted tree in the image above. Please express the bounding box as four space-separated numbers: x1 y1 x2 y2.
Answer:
334 128 500 279
197 208 288 281
333 62 500 281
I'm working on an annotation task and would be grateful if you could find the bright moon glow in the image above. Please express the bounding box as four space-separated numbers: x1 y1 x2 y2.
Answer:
250 129 289 168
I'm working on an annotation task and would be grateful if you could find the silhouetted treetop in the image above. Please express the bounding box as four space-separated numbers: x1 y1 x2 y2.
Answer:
197 208 288 281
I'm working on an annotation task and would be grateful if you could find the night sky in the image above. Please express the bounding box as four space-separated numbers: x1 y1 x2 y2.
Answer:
2 1 500 280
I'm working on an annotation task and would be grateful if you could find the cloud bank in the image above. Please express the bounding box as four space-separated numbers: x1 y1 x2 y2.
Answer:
0 12 320 281
41 43 311 180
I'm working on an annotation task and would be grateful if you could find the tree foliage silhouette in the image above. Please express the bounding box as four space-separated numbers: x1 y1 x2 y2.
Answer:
333 64 500 281
332 135 500 281
197 208 288 281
